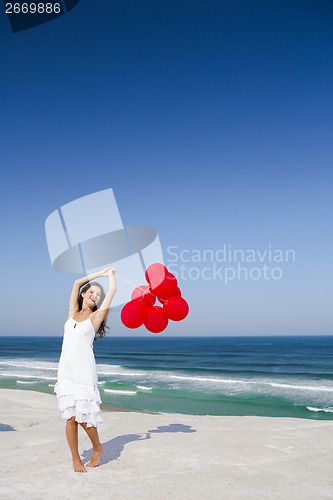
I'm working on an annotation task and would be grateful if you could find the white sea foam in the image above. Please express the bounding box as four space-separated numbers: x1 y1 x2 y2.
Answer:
169 375 248 384
97 370 144 377
0 360 58 371
16 380 36 384
307 406 333 413
168 374 333 393
103 389 137 396
96 363 123 371
96 363 148 377
136 385 153 391
270 382 333 392
0 372 57 381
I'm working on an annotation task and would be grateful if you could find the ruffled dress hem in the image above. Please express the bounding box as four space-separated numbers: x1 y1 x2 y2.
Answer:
54 379 103 428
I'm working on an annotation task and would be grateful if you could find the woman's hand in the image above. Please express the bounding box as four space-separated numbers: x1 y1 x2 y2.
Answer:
107 267 116 276
99 267 116 277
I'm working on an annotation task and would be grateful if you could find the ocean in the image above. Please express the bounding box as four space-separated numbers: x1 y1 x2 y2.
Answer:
1 335 333 420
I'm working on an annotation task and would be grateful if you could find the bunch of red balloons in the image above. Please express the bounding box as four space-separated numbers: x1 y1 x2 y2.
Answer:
121 263 189 333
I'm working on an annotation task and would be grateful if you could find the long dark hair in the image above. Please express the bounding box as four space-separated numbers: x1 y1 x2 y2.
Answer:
78 282 109 341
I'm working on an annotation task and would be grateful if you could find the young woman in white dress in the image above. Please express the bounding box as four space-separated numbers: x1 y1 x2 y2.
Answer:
55 267 116 473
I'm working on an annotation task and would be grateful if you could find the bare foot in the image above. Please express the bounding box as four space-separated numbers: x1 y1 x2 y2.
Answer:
86 444 104 468
73 458 87 473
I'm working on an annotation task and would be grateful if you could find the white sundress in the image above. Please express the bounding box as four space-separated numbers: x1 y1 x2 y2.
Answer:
54 313 103 428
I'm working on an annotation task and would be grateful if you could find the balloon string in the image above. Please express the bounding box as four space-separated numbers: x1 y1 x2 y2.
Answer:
115 273 157 298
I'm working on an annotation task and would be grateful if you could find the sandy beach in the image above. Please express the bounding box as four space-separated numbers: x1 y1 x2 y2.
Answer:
0 389 333 500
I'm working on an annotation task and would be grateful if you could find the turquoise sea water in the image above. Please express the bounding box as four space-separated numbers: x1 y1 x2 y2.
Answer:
1 335 333 419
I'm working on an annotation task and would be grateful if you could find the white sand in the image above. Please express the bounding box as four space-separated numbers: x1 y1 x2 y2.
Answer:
0 389 333 500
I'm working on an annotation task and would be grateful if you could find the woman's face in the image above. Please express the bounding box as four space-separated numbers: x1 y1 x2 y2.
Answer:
82 285 102 307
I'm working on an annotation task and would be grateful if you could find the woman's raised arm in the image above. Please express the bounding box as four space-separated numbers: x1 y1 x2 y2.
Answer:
67 268 113 319
92 269 117 328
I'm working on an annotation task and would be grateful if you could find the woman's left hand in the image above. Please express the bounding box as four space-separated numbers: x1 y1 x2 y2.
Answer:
99 267 115 277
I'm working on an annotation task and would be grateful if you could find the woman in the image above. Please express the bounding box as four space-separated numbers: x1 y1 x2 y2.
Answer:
54 267 116 473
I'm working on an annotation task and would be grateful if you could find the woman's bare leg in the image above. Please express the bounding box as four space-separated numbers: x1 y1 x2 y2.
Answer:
66 417 87 472
79 422 104 467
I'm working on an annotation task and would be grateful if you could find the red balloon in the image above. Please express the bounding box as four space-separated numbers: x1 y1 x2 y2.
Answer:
144 306 168 333
163 296 189 321
121 300 147 329
145 263 168 285
131 285 156 307
151 272 178 300
145 264 178 299
175 287 181 297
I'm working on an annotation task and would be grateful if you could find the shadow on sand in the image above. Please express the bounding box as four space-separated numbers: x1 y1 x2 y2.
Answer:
0 423 16 431
81 423 196 466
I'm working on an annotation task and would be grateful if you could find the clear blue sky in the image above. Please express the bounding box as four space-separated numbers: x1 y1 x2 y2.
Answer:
0 0 332 336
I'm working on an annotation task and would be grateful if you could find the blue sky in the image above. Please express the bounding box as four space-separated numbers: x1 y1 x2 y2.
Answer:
0 0 332 336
